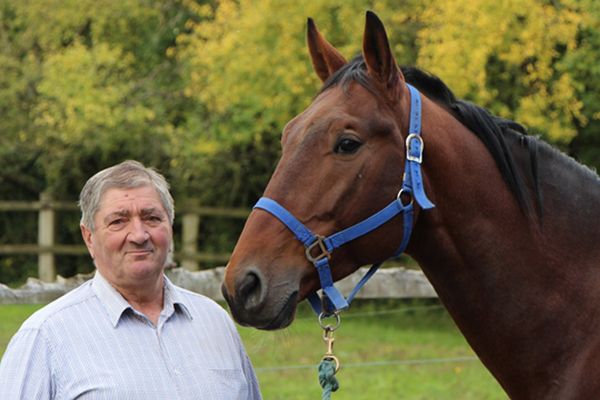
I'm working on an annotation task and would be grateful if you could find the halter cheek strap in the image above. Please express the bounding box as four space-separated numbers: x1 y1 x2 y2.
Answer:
253 84 434 315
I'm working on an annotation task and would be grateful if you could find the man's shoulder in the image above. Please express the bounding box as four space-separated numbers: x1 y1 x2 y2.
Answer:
20 280 96 331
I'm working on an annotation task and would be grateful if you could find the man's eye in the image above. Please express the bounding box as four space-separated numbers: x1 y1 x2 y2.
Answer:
108 219 126 228
334 137 362 154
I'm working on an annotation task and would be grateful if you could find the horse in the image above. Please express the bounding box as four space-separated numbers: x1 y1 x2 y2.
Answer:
221 11 600 399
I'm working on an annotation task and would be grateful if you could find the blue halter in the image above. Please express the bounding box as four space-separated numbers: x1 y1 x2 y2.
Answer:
253 84 435 315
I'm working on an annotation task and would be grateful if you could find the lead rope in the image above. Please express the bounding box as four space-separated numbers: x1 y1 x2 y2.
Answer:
317 313 341 399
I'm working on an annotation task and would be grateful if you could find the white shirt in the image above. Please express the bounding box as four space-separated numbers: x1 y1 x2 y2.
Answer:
0 272 261 399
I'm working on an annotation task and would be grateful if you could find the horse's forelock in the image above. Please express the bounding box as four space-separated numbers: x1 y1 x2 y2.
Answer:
319 55 375 96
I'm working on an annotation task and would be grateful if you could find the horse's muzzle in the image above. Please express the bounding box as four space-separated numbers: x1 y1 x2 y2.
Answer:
221 267 299 330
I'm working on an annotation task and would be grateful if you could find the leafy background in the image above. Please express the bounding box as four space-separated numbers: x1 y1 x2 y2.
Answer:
1 0 599 284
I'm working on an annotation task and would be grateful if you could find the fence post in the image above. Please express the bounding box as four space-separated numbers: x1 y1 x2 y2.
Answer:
181 212 200 271
38 191 56 282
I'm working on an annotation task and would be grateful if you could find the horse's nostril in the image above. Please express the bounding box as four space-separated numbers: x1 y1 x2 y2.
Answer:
236 270 265 312
238 271 259 296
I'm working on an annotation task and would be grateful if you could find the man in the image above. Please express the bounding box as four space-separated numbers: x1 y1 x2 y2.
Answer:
0 160 261 399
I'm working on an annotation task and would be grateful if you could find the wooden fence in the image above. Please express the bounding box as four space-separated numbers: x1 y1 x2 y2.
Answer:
0 193 250 282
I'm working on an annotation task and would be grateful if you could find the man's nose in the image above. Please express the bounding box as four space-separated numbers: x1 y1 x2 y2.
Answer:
128 218 150 244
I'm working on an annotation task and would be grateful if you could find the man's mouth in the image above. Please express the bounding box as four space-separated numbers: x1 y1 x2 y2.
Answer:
126 249 153 256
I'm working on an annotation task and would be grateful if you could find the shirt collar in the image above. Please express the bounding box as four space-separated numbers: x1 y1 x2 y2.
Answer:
163 275 193 321
92 271 193 328
91 272 131 327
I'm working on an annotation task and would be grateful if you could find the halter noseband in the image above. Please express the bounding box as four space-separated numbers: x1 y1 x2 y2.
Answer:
253 84 435 315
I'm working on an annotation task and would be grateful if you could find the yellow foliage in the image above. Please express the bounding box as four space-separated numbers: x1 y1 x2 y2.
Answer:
177 0 593 144
417 0 589 141
33 41 154 142
178 0 390 141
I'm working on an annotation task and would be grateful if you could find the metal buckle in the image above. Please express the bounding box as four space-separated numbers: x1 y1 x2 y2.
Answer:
406 133 424 163
305 235 331 263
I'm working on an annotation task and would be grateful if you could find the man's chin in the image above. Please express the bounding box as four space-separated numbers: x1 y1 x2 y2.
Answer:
121 260 166 282
129 262 163 273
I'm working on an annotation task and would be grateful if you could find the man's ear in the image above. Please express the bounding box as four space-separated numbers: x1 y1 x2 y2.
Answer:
80 224 95 259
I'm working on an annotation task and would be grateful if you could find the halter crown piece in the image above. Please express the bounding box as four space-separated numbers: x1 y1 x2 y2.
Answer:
254 84 435 315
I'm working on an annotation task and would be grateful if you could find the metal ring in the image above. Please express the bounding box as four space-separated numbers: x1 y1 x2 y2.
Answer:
397 188 413 208
318 312 341 331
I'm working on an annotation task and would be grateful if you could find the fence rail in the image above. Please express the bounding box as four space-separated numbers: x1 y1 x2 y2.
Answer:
0 193 250 282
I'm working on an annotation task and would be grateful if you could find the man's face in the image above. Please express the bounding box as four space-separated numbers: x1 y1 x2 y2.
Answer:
80 186 173 289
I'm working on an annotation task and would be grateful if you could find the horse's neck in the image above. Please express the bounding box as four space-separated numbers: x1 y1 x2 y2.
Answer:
407 101 600 398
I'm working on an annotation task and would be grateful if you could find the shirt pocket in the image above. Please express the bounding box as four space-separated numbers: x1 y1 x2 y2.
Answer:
207 368 248 399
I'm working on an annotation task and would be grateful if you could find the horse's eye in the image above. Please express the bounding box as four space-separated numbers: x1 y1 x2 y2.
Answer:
334 138 362 154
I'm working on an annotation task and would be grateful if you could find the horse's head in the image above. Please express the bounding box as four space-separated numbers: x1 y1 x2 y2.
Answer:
222 12 422 329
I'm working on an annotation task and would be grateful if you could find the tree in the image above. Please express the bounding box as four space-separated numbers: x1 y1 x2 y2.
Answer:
0 0 197 283
178 0 428 142
417 0 595 147
179 0 599 166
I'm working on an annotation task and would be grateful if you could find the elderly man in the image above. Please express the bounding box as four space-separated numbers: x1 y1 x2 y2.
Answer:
0 160 261 399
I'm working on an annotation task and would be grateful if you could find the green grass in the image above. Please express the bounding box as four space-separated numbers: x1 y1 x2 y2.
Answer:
239 301 506 399
1 300 507 399
0 303 44 353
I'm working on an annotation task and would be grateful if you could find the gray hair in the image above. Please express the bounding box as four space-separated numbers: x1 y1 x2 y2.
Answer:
79 160 174 230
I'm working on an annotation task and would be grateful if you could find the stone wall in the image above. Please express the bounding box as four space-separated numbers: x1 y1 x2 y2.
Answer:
0 266 437 304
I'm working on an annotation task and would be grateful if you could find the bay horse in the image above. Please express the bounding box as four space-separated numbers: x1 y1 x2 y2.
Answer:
221 11 600 399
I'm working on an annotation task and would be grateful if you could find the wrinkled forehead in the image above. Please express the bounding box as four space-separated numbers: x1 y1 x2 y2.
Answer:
98 186 165 215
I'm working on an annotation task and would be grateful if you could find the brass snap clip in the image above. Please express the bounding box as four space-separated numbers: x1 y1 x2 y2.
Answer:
319 312 341 372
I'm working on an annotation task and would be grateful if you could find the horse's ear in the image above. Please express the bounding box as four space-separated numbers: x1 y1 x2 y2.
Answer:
307 18 347 82
362 11 404 95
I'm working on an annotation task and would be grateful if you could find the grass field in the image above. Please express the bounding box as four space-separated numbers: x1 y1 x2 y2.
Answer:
1 300 506 399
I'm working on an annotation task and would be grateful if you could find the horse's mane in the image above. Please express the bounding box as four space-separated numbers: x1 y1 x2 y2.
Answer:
321 55 546 217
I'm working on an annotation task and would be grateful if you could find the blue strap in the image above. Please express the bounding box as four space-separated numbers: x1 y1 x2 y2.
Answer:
406 84 421 135
324 199 411 251
254 197 316 246
307 292 324 314
346 262 382 305
344 203 416 308
314 258 349 310
323 286 349 311
405 84 435 210
394 203 414 257
408 158 435 209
